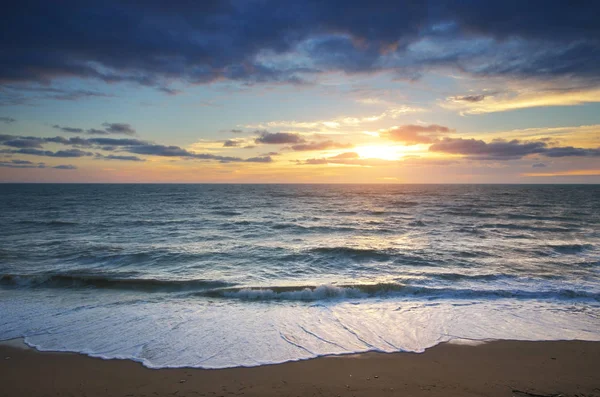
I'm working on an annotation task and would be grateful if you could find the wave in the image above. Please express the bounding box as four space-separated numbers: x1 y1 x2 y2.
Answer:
308 247 391 261
16 220 79 226
548 244 594 254
212 210 243 216
390 200 419 207
192 283 600 302
505 214 575 222
431 273 505 281
479 223 573 233
441 210 497 218
270 224 358 233
0 273 233 292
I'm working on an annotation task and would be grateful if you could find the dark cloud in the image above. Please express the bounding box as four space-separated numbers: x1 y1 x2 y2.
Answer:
99 154 146 162
245 156 273 163
0 134 148 148
87 138 148 146
230 129 243 133
101 123 136 135
53 123 135 135
53 125 84 134
0 134 270 163
290 140 354 151
1 148 94 158
223 139 242 147
381 124 453 145
3 1 596 89
127 145 192 157
532 163 547 168
52 164 77 169
0 159 44 168
453 95 486 103
9 159 33 165
126 143 268 163
1 138 45 148
429 137 600 160
543 147 600 157
0 117 16 124
86 129 109 135
429 138 547 160
255 131 305 144
0 160 74 169
0 85 111 106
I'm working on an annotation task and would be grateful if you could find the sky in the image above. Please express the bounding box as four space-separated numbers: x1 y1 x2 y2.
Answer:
0 0 599 183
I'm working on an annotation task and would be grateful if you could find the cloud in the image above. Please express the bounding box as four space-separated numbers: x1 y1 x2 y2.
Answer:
9 159 33 165
53 125 84 134
0 159 75 169
0 85 112 106
0 134 272 163
53 123 136 135
298 152 394 166
303 158 329 165
255 131 306 144
429 137 600 160
290 140 354 151
99 154 146 162
1 137 45 148
86 137 148 146
13 148 94 157
126 143 269 163
452 95 486 103
0 134 150 148
223 139 242 147
52 164 77 169
245 156 273 163
523 169 600 177
127 145 193 157
329 152 360 160
245 106 425 132
0 159 44 168
101 123 136 135
2 1 597 90
230 129 243 133
544 146 600 157
380 124 453 145
532 163 547 168
443 87 600 114
0 117 16 124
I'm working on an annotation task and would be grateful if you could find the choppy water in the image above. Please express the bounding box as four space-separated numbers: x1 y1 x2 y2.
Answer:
1 184 599 368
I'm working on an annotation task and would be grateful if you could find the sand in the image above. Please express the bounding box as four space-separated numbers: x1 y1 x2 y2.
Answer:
1 339 599 397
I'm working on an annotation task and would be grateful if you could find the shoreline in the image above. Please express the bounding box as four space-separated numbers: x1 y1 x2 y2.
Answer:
2 339 599 396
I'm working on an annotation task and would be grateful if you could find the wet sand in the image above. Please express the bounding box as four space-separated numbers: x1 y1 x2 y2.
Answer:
1 339 599 397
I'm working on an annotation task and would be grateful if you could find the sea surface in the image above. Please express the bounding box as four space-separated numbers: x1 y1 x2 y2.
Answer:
1 184 599 368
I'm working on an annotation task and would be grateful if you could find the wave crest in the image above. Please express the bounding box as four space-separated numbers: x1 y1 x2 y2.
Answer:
0 273 233 292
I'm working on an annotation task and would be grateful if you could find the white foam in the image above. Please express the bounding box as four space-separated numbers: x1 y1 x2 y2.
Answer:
222 285 366 301
1 288 599 369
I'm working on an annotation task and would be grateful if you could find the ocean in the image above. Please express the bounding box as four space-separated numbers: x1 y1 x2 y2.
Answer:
1 184 599 368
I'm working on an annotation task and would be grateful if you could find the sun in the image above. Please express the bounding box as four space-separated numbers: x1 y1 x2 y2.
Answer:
353 145 403 160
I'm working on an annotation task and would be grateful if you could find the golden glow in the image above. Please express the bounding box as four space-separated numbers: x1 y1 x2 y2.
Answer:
354 145 403 160
443 87 600 115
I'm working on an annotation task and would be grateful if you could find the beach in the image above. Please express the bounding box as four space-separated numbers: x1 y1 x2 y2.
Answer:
2 339 599 397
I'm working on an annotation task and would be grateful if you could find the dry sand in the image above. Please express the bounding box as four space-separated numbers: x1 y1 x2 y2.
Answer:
1 339 599 397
